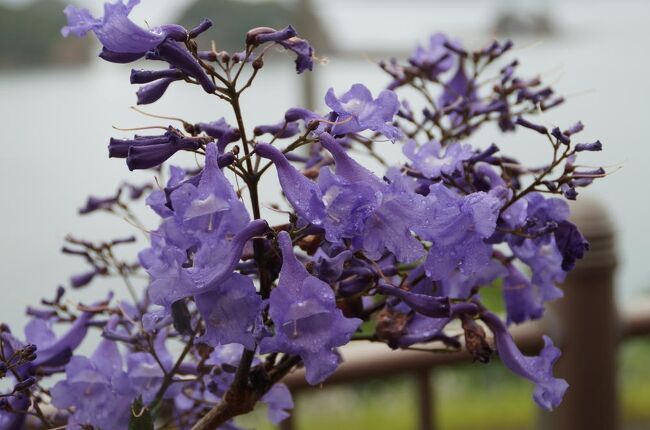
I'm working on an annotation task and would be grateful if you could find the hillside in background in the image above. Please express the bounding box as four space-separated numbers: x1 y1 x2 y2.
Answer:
177 0 330 54
0 0 91 69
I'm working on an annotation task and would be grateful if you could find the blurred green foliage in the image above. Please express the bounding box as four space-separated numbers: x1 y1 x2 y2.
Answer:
238 338 650 430
0 0 90 68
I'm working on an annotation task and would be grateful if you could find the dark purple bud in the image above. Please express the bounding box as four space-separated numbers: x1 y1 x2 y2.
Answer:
247 25 297 45
471 143 500 162
217 152 236 168
516 117 548 135
189 19 213 39
99 48 145 64
136 77 180 105
198 50 217 61
156 40 217 94
21 344 38 357
573 167 605 178
126 139 200 171
13 377 36 393
109 236 136 246
285 107 320 123
70 267 104 288
554 221 589 271
575 140 602 152
560 183 578 200
540 97 564 111
551 127 570 145
26 307 57 319
377 282 451 318
79 194 120 214
0 363 7 376
564 121 584 136
109 134 174 158
443 40 467 56
254 121 300 139
130 68 182 84
159 24 189 42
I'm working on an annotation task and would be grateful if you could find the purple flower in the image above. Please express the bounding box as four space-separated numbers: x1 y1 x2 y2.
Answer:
140 143 268 308
136 76 181 105
246 25 313 73
502 263 544 325
51 337 133 429
78 192 120 214
409 33 455 78
196 118 241 152
61 0 187 54
257 135 427 263
325 84 402 141
260 232 361 385
414 184 501 281
109 127 204 171
24 306 97 369
482 311 568 410
195 273 263 350
261 383 294 424
403 139 473 178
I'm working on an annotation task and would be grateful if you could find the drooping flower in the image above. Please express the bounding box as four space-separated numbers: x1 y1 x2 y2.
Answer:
482 311 568 411
140 143 268 309
260 232 361 385
61 0 187 55
256 134 428 263
325 84 402 141
403 139 473 178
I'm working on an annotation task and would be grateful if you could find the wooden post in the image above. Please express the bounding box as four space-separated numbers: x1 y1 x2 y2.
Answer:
416 369 434 430
547 198 619 430
279 412 295 430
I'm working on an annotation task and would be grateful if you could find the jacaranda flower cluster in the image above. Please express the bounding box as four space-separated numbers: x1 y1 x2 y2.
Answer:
0 1 607 429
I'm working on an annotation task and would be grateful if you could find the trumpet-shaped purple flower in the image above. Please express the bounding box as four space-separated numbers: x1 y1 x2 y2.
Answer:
257 135 427 263
325 84 402 141
482 311 568 410
195 273 263 350
51 338 133 429
403 139 473 178
109 127 205 171
414 184 501 281
260 232 361 385
61 0 186 55
140 144 267 308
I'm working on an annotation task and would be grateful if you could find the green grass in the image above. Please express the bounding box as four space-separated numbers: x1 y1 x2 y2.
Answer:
237 338 650 430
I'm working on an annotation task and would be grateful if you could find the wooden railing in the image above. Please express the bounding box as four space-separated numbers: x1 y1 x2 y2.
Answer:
278 198 650 430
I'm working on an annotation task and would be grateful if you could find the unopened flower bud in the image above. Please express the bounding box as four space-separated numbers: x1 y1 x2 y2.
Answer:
13 377 36 393
252 57 264 70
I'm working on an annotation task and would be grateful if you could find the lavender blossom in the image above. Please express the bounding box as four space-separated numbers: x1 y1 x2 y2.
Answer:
260 232 361 384
325 84 402 141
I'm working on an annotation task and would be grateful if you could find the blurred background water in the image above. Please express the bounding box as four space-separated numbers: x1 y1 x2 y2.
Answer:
0 0 649 428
